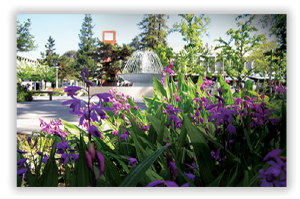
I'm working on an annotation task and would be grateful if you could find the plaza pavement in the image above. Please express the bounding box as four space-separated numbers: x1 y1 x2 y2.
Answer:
17 95 147 135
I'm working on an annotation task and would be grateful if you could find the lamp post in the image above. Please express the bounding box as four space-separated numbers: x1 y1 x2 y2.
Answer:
53 60 59 89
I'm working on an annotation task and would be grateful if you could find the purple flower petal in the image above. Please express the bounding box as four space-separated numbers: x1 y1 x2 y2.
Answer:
263 149 281 162
95 152 105 179
147 180 165 187
227 124 236 136
17 149 27 154
164 181 179 187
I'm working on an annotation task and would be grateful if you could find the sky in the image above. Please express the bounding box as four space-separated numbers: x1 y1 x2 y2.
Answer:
16 14 275 59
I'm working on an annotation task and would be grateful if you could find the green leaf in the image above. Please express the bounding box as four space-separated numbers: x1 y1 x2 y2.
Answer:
64 164 72 187
74 133 93 187
119 145 168 187
153 75 167 100
226 165 238 187
219 75 234 105
182 114 216 185
207 169 226 187
100 151 123 186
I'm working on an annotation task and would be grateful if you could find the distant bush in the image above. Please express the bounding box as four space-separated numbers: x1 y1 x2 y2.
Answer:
17 83 33 102
52 88 64 96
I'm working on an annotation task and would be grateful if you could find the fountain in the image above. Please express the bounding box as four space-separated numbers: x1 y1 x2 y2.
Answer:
118 50 163 87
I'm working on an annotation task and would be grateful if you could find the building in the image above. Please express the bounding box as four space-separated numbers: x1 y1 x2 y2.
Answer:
16 53 46 90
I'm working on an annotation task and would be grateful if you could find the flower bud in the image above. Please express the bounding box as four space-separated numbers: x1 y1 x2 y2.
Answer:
88 142 95 162
85 151 94 172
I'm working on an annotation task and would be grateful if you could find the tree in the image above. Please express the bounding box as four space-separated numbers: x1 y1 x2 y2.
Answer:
214 15 264 87
129 35 143 51
131 14 169 51
72 14 99 80
57 54 76 81
40 36 60 68
154 44 174 68
259 14 286 53
35 64 56 88
96 41 133 82
170 14 211 75
17 61 34 82
17 18 38 52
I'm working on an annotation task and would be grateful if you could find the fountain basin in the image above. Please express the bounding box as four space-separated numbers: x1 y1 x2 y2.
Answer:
118 73 162 87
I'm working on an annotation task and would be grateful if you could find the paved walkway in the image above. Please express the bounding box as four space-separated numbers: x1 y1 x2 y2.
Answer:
17 95 147 134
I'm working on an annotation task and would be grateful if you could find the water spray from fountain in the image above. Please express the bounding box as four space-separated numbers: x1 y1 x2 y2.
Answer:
118 50 163 86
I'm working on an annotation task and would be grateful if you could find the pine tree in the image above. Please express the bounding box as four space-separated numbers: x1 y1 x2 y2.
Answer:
72 14 99 80
131 14 169 51
40 36 59 68
17 18 38 52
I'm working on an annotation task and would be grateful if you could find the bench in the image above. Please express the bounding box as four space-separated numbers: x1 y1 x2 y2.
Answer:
32 91 63 101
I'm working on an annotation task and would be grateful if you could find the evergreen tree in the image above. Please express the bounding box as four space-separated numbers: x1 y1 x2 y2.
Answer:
96 41 133 83
17 18 38 52
72 14 99 80
131 14 169 51
40 36 59 68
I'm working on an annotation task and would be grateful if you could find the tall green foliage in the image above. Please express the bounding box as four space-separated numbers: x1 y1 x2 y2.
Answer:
170 14 211 75
214 15 264 86
40 36 60 68
130 14 169 51
72 14 99 79
17 18 37 52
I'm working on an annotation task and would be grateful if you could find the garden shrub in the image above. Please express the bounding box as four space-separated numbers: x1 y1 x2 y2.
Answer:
17 83 33 102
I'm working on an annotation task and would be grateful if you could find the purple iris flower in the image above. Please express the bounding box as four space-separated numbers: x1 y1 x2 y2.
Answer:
141 125 150 132
146 179 189 187
17 168 28 177
64 86 82 98
80 67 94 87
61 98 82 114
184 171 196 182
166 149 178 180
69 154 79 163
214 95 225 102
59 153 70 164
211 148 220 162
120 133 128 142
266 157 286 181
125 155 137 168
185 163 199 170
96 93 112 105
263 149 281 162
258 169 281 187
206 104 218 110
42 156 49 163
215 108 237 127
17 149 27 154
55 131 76 154
227 124 236 136
17 158 27 168
89 125 102 138
95 152 105 179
